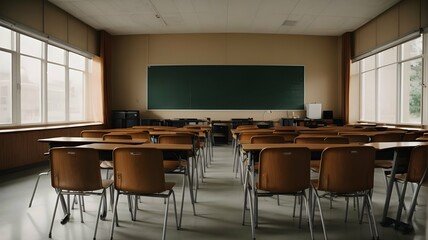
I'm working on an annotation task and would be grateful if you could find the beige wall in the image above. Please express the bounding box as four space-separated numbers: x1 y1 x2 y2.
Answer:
111 33 340 121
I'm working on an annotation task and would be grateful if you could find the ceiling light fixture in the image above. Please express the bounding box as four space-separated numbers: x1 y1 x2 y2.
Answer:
282 20 297 26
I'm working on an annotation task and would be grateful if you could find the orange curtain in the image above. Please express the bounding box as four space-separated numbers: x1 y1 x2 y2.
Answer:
100 31 112 129
342 32 352 125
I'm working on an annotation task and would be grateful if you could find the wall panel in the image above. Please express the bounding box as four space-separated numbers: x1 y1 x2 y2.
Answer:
0 125 103 171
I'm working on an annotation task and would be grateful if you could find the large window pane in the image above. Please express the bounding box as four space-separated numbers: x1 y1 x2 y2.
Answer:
69 70 84 121
378 47 397 67
378 64 397 123
20 56 41 123
20 35 42 58
0 51 12 124
401 36 422 60
48 45 66 64
47 63 66 122
69 52 85 71
0 26 14 50
401 59 422 123
361 70 376 121
361 55 375 72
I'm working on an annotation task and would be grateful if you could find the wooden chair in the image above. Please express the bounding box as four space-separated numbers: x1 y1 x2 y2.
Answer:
371 132 404 185
402 131 423 141
340 134 370 144
102 133 132 140
158 134 196 228
28 152 50 208
80 130 111 138
48 147 113 239
295 136 349 172
388 145 428 233
111 147 178 240
236 125 258 130
243 147 314 239
311 146 378 240
272 131 299 142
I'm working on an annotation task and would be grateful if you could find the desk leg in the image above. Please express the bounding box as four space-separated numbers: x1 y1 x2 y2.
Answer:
381 149 411 228
381 150 398 226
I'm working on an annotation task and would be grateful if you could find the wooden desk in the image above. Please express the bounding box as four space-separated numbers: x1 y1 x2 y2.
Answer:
38 137 147 148
364 141 428 231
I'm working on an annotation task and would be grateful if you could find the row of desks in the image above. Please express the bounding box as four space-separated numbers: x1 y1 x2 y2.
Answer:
39 136 425 233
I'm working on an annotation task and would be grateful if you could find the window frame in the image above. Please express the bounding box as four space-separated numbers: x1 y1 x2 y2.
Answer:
0 25 93 128
357 35 424 126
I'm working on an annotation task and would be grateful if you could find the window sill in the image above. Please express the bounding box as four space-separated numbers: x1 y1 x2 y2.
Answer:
0 122 103 134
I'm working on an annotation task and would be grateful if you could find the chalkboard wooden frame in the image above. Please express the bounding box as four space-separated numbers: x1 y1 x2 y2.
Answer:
147 65 304 110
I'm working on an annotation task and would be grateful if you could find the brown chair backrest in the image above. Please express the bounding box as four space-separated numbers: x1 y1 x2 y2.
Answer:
50 147 103 191
236 125 258 130
317 146 375 193
250 135 285 144
258 147 311 192
406 145 428 183
341 134 370 143
402 132 423 141
298 130 338 135
158 134 193 144
273 132 299 142
323 136 349 144
113 147 166 193
127 131 150 140
295 136 326 144
370 133 403 142
103 134 132 140
239 132 271 144
81 130 110 138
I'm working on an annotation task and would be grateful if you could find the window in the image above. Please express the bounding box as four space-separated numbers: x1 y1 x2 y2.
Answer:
353 35 424 125
0 25 101 127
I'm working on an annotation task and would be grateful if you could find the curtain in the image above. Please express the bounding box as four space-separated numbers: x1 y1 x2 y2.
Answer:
100 30 112 129
342 32 352 124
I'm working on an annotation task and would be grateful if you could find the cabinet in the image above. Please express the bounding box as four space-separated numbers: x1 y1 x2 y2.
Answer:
112 110 140 128
212 123 229 145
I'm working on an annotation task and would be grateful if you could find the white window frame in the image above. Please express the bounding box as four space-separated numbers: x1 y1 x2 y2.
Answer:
358 35 424 126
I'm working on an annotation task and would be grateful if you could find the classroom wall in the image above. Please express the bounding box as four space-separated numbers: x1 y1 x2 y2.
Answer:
111 33 341 121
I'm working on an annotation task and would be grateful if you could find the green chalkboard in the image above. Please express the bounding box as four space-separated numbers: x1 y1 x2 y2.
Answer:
148 65 304 110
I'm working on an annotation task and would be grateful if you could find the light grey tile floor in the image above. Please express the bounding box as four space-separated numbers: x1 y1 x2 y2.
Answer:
0 145 426 240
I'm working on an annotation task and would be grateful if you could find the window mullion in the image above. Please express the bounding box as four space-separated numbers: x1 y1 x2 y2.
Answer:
14 34 21 125
65 52 70 121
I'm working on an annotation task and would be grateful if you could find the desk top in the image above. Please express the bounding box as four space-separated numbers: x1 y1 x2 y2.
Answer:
241 143 361 151
364 141 428 150
38 137 147 144
78 143 193 151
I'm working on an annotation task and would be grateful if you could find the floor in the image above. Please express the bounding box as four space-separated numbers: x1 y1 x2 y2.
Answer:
0 144 426 240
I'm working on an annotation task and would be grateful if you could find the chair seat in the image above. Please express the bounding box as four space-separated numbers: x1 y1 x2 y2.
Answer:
374 159 393 168
163 160 186 172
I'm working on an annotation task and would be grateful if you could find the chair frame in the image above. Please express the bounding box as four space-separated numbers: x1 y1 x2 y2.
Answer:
110 147 179 240
48 147 112 240
311 146 379 240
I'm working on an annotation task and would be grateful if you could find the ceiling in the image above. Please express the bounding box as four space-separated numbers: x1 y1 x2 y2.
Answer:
49 0 400 36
